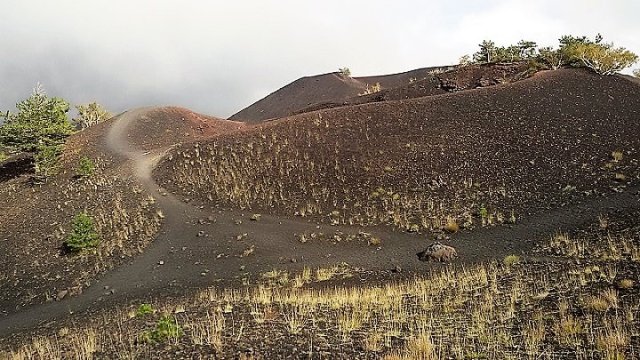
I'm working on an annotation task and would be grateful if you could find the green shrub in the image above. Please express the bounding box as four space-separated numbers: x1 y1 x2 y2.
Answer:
503 255 521 267
76 156 95 177
141 315 182 343
0 151 7 162
136 304 155 317
0 85 74 180
34 145 62 178
574 42 638 75
64 212 100 252
72 102 111 130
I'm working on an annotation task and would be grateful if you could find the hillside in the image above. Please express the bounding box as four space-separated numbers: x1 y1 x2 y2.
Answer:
0 107 241 314
229 66 455 122
156 69 640 234
229 63 537 122
294 62 532 115
1 69 640 359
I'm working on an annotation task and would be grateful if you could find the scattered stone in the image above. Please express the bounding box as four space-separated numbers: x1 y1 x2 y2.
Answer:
392 265 402 273
250 213 261 221
197 230 205 237
159 260 164 265
56 290 68 301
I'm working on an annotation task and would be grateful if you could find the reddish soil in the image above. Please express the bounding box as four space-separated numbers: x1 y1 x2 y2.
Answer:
125 106 245 150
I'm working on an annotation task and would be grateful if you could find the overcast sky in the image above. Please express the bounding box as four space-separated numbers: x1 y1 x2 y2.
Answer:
1 0 638 118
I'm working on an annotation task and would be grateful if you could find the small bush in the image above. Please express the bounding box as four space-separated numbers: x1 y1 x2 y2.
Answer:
616 279 634 289
503 255 521 267
76 156 95 177
64 212 100 253
443 217 459 233
359 82 381 95
141 315 182 343
338 67 351 77
0 151 7 162
136 304 155 317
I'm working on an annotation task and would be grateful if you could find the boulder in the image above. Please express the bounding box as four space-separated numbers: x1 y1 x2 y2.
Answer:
417 242 458 262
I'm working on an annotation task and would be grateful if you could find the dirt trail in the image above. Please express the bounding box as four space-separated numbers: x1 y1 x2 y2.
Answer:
1 108 639 338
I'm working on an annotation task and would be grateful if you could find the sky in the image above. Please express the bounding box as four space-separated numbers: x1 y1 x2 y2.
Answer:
0 0 638 118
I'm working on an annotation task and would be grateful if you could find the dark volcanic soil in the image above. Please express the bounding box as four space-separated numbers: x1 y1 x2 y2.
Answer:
229 65 456 122
1 67 639 359
156 69 640 236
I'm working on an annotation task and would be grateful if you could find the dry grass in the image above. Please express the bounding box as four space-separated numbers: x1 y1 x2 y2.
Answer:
4 257 639 358
158 124 515 233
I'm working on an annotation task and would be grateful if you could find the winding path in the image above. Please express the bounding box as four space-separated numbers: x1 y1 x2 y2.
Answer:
1 108 639 338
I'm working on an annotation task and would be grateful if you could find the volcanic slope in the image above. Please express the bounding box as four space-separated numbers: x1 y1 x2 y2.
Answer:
0 107 242 314
156 68 640 236
293 62 532 115
229 63 536 122
229 65 455 122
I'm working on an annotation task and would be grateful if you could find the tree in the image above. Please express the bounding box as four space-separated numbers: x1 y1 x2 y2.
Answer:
574 42 638 75
73 102 111 130
557 34 595 66
539 46 564 70
458 55 472 66
64 212 100 253
338 67 351 77
517 40 538 59
0 85 74 153
473 40 497 63
0 85 74 178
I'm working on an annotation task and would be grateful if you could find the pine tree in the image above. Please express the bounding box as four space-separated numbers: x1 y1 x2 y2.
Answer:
64 212 100 252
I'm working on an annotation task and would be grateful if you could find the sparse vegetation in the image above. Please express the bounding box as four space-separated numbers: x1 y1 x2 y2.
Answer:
5 257 640 358
463 34 637 75
359 82 381 95
72 102 111 130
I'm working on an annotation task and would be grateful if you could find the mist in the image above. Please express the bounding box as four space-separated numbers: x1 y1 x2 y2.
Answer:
1 0 638 118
